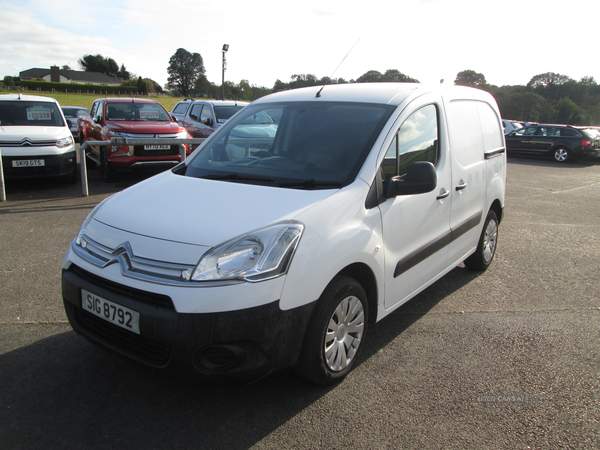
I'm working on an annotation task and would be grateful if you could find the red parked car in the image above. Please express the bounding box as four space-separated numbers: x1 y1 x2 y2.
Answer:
78 98 191 182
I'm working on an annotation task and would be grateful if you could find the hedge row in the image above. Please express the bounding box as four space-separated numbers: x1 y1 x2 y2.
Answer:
14 80 138 94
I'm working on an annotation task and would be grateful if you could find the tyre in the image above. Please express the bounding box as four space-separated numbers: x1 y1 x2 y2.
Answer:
464 210 498 271
552 146 570 163
295 276 368 385
100 148 118 183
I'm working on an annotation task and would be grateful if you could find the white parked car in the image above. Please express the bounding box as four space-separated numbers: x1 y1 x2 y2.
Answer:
62 83 506 385
502 119 523 135
0 94 76 182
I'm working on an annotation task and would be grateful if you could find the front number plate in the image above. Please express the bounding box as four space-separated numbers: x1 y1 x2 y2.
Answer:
81 289 140 334
12 159 45 167
144 144 170 150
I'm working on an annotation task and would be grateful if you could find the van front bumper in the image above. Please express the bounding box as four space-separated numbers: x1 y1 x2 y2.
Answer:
62 265 315 385
1 150 76 179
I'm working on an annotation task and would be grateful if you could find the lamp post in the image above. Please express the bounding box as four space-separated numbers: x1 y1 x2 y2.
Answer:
221 44 229 100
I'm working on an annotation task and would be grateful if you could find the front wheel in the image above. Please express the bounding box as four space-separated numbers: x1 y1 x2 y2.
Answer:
295 276 368 385
464 210 499 271
553 147 570 163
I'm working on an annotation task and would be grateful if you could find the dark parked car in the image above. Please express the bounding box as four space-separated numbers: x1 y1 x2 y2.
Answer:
170 99 248 139
505 124 600 162
61 106 89 141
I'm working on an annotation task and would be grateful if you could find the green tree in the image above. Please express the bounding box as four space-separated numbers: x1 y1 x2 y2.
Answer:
527 72 572 89
193 74 211 96
356 70 382 83
78 54 121 78
137 76 147 95
555 98 583 125
167 48 205 97
454 70 487 87
117 64 131 81
498 91 553 122
381 69 418 83
527 72 573 101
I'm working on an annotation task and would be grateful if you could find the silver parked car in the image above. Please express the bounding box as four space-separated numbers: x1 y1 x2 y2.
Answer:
61 106 89 142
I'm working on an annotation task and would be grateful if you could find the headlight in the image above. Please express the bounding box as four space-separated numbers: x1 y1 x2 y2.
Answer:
108 130 127 137
56 135 74 148
189 223 304 282
174 130 190 139
75 196 115 246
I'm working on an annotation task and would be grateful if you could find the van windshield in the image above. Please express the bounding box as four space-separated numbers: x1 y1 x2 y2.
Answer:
182 101 394 189
0 101 65 126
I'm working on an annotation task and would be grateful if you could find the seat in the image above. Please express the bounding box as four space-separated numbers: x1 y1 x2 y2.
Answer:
107 106 117 119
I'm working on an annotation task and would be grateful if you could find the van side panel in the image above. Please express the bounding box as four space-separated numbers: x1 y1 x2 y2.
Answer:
445 99 489 264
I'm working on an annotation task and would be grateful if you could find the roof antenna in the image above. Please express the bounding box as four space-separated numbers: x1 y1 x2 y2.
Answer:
316 37 361 98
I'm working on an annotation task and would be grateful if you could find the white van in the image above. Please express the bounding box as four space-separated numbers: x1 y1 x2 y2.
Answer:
62 83 506 385
0 94 77 182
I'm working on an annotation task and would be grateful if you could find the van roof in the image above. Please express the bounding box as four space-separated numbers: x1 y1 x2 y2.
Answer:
0 94 57 103
254 82 492 106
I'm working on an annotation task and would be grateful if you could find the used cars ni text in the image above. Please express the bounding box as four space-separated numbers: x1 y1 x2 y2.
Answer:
62 83 506 385
78 98 191 182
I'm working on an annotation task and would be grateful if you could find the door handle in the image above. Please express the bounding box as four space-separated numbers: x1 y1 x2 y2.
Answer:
455 181 467 191
436 189 450 200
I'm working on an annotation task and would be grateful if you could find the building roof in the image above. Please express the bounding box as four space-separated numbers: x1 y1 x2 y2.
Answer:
19 68 122 85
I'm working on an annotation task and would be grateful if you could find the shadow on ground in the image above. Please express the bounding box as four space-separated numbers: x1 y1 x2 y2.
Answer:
0 265 479 450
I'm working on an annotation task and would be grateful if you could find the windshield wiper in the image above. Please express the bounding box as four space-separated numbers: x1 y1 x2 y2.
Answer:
279 179 343 189
202 173 275 182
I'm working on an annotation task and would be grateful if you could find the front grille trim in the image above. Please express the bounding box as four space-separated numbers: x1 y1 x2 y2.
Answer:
70 264 175 310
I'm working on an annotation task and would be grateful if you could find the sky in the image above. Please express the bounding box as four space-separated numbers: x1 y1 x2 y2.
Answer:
1 0 599 91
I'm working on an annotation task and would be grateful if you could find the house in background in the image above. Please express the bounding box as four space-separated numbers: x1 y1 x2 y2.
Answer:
19 66 122 86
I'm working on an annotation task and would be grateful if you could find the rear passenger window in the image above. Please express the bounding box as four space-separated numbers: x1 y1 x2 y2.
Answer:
189 104 202 121
560 128 580 137
172 103 189 114
382 104 439 179
201 106 215 124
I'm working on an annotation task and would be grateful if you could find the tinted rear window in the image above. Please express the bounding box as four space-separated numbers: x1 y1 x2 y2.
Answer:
214 105 246 123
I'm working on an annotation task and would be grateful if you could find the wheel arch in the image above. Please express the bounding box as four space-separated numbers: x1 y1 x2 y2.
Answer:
334 263 379 324
489 198 504 225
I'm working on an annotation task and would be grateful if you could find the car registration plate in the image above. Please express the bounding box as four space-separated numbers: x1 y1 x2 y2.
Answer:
144 144 171 150
81 289 140 334
12 159 45 167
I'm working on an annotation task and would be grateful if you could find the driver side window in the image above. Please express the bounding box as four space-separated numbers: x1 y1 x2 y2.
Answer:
382 104 439 179
201 106 214 124
190 104 202 121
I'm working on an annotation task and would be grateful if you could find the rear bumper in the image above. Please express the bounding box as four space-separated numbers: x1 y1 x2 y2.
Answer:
62 265 315 385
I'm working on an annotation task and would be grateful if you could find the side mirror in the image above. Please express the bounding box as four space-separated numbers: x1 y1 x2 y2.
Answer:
384 161 437 198
93 114 102 123
203 118 213 127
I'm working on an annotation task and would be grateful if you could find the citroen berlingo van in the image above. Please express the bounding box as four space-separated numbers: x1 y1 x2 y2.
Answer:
62 83 506 385
0 94 76 182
